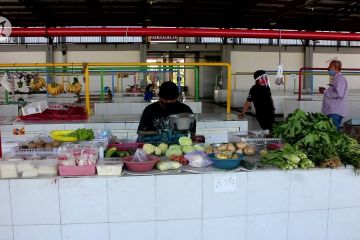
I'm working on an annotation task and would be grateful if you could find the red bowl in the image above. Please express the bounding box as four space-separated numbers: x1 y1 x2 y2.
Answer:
266 143 283 150
123 155 160 172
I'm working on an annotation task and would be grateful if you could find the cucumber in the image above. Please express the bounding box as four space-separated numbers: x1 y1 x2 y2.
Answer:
105 147 117 158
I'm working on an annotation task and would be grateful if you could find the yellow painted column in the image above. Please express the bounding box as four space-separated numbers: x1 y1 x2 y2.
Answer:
227 64 232 114
84 63 91 115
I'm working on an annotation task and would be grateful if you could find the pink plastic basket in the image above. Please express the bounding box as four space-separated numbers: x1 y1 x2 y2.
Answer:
58 165 96 176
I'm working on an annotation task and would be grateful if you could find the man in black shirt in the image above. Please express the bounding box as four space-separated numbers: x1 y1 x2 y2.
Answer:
137 81 195 135
239 70 275 131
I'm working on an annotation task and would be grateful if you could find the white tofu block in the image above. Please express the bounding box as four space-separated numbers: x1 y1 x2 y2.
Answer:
22 168 38 178
0 170 18 178
0 164 17 172
37 166 58 175
17 163 35 173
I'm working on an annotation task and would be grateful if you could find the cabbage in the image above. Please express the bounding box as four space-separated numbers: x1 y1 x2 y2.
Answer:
165 148 183 158
158 143 168 155
182 145 196 154
179 137 192 146
169 144 181 150
143 143 155 155
154 147 162 156
193 145 205 152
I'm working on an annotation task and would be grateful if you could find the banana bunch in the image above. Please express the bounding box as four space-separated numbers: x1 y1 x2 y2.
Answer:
29 77 46 92
47 82 65 96
66 77 82 94
66 82 82 94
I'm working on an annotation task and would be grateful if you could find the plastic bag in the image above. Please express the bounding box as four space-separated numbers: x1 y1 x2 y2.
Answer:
275 65 284 85
184 151 212 168
132 148 148 162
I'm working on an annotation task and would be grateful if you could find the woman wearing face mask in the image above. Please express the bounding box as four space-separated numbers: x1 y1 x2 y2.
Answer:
137 81 195 136
320 60 348 131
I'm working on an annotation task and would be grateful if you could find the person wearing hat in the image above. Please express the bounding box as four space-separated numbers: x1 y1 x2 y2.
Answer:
137 81 195 135
239 70 275 131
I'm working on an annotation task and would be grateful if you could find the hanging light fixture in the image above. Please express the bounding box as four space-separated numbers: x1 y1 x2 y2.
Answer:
275 29 285 85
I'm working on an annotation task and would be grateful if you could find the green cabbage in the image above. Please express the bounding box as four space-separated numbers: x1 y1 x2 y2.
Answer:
182 145 196 154
165 148 183 158
179 137 192 146
158 143 168 155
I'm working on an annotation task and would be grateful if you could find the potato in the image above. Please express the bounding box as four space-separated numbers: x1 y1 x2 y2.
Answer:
243 146 256 156
218 144 227 151
236 142 248 150
227 143 236 152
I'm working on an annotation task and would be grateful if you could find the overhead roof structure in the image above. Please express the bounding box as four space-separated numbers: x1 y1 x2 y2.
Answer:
1 0 360 32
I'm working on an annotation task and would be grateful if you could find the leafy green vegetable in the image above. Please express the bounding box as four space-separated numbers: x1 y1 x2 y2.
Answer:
179 136 192 146
64 128 95 141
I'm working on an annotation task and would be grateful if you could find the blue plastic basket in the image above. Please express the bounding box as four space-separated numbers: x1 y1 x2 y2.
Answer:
208 153 245 169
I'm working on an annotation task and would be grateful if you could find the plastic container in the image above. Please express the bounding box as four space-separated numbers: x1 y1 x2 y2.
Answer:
21 100 48 116
96 161 123 176
123 155 160 172
0 159 58 178
208 153 244 169
107 142 144 151
58 165 96 176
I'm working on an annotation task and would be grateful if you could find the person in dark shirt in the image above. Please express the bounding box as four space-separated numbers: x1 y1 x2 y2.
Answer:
239 70 275 131
137 81 195 135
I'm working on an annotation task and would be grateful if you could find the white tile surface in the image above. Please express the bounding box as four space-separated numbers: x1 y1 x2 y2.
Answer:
125 123 139 130
289 169 331 211
203 173 247 218
328 207 360 240
10 179 60 225
0 226 13 240
0 181 11 225
156 174 202 220
156 219 201 240
203 216 246 240
109 222 155 240
108 176 155 222
288 210 327 240
23 124 44 132
64 124 85 130
13 225 61 240
105 123 125 130
59 178 108 224
246 213 288 240
330 168 360 208
203 121 225 129
247 171 290 215
43 124 65 131
62 223 109 240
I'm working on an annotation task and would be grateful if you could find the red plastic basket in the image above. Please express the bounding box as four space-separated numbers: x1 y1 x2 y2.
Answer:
58 165 96 176
18 106 88 122
123 155 160 172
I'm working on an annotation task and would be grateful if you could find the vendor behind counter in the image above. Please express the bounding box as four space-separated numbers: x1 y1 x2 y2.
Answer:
137 81 196 136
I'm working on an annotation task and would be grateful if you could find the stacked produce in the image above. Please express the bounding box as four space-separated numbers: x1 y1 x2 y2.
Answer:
65 128 95 141
66 77 82 94
261 144 314 170
46 82 65 96
270 109 360 171
29 75 46 92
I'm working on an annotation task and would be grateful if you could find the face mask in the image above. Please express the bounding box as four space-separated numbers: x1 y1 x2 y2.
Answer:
328 69 336 76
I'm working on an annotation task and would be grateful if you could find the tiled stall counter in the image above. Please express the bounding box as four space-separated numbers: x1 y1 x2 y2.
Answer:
0 167 359 240
0 113 247 144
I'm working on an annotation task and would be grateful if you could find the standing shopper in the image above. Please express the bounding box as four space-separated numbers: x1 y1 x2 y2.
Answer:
320 60 348 131
239 70 275 131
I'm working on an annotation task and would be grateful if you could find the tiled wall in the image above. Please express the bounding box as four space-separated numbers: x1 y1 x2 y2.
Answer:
0 168 359 240
94 102 203 115
0 105 18 117
1 121 247 143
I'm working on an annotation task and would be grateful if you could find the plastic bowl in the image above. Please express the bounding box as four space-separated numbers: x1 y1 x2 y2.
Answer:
208 153 244 169
123 155 160 172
